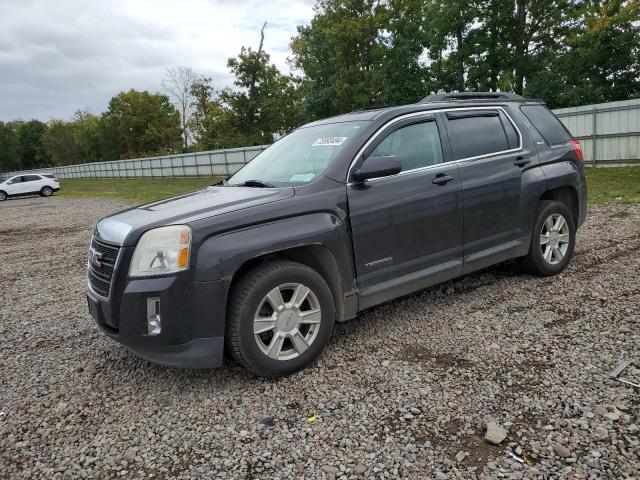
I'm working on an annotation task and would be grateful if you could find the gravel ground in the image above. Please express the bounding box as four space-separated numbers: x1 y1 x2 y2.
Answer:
1 196 639 480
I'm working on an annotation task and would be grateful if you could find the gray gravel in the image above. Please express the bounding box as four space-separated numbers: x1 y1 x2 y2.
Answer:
1 196 639 479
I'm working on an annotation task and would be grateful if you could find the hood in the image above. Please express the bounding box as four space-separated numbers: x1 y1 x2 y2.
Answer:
95 186 294 245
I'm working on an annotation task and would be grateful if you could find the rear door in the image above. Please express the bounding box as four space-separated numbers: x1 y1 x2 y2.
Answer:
347 114 463 302
442 108 535 271
22 175 44 194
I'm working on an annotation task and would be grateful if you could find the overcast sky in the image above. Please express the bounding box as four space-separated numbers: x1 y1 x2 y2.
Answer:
0 0 315 121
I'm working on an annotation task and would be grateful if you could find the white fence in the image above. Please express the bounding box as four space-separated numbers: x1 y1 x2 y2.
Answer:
1 146 268 179
554 98 640 167
2 99 639 179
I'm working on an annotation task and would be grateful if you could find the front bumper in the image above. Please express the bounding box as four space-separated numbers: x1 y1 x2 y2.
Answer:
87 274 228 369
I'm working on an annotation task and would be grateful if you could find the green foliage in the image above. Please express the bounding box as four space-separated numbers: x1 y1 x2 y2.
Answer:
42 119 83 166
190 48 300 149
18 120 50 170
291 0 389 119
100 89 182 159
0 121 21 172
525 0 640 107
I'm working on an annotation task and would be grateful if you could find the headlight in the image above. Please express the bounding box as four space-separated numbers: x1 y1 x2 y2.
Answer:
129 225 191 277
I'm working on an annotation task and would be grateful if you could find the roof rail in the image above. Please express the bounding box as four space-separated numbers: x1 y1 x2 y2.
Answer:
421 92 525 102
351 105 392 112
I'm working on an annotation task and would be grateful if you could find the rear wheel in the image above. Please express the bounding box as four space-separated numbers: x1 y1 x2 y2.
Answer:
521 200 575 276
40 186 53 197
0 191 6 201
227 260 335 377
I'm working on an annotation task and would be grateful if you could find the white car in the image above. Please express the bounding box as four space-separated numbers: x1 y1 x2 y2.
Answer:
0 174 60 201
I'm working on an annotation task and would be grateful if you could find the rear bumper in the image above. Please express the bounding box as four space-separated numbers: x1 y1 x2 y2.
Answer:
87 274 228 369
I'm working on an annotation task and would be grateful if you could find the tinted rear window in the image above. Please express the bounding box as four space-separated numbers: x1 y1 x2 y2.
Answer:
446 111 510 160
520 105 572 145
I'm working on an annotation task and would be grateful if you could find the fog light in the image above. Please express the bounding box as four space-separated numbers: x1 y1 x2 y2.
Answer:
147 297 161 335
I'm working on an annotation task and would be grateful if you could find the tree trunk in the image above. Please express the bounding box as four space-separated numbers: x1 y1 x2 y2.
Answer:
456 28 464 92
514 0 527 95
248 21 267 128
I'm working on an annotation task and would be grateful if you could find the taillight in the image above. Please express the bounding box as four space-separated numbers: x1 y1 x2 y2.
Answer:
571 140 583 161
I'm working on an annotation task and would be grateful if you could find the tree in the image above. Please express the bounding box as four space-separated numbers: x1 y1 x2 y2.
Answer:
43 119 83 166
73 111 102 163
191 24 301 149
424 0 480 92
291 0 388 119
375 0 429 105
100 89 182 159
163 66 199 151
0 121 21 172
18 120 50 169
525 0 640 107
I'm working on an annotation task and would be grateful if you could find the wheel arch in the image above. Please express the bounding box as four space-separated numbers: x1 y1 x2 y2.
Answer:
227 244 345 323
538 185 579 226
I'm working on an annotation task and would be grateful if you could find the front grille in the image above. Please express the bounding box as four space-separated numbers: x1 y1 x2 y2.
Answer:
88 237 121 297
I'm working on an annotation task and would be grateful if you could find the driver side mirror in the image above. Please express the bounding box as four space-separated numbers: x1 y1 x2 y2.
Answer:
352 155 401 182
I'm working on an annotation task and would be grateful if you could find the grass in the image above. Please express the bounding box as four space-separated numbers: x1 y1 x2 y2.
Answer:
610 211 631 219
586 166 640 205
56 166 640 206
59 177 221 204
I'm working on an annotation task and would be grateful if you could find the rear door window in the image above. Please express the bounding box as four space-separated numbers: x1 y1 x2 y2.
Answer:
23 175 41 182
445 110 512 160
520 105 572 145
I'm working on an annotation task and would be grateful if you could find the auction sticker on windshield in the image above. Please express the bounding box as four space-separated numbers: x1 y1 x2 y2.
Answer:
312 137 348 146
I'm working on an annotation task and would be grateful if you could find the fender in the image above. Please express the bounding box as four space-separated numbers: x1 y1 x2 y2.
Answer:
193 212 359 319
521 159 582 238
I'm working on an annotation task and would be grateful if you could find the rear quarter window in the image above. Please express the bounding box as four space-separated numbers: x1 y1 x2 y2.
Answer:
520 105 572 145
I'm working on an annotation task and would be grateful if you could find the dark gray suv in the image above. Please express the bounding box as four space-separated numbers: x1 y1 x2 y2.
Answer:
87 92 587 376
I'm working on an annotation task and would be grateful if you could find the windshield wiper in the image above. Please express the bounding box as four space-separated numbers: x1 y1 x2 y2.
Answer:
235 179 275 188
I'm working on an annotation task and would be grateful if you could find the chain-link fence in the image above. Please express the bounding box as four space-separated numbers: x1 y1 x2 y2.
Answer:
1 146 268 179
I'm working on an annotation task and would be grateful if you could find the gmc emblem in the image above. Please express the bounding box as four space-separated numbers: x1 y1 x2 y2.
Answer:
88 248 102 268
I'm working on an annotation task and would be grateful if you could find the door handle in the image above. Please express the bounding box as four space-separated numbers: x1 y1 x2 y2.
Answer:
432 174 455 185
513 156 531 167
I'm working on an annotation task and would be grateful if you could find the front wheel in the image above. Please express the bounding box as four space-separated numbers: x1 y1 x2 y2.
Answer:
521 200 576 276
40 186 53 197
226 260 335 377
0 191 6 201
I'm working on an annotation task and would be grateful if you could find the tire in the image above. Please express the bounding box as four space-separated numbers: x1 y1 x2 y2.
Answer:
0 191 6 201
520 200 576 276
227 260 335 377
40 187 53 197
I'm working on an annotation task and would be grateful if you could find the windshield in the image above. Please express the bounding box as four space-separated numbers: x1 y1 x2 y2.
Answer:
228 121 367 187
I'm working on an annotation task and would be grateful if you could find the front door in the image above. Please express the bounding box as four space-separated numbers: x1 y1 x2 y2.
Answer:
6 176 28 195
347 115 463 307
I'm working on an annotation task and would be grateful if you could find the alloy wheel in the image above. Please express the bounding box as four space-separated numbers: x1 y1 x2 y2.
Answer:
253 283 322 361
540 213 570 265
